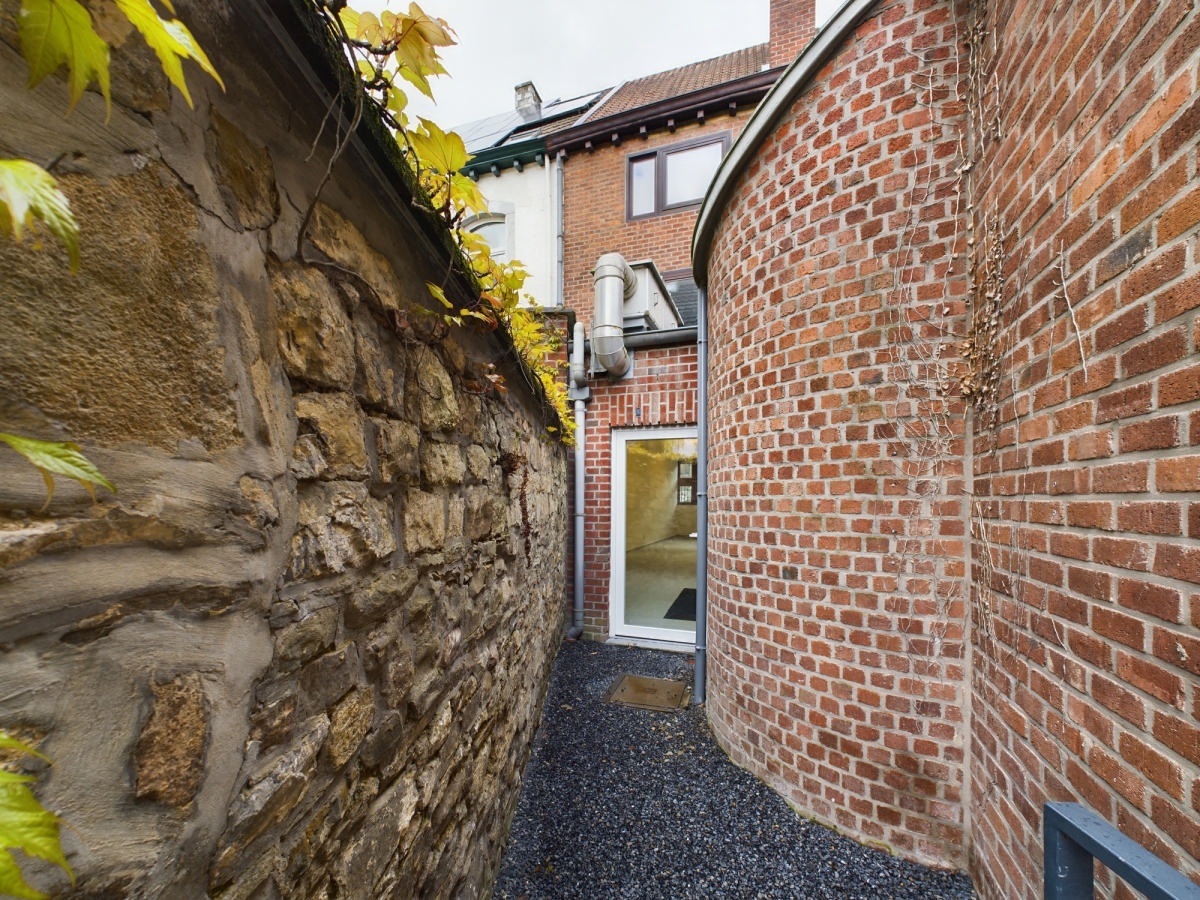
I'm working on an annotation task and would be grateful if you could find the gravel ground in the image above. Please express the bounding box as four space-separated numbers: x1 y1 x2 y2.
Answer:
494 641 976 900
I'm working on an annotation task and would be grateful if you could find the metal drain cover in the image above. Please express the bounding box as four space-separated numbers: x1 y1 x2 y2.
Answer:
604 674 690 710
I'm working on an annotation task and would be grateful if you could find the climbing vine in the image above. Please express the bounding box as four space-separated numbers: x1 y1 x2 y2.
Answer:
0 0 222 500
0 2 222 895
311 1 573 441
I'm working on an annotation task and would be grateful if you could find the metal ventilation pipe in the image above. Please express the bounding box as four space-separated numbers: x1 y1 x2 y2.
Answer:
591 252 637 377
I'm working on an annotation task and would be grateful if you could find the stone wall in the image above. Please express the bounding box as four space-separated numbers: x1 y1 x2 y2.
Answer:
0 2 567 897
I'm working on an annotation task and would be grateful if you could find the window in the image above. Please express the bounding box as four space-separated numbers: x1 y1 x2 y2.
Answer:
465 213 510 261
627 134 729 219
677 460 696 505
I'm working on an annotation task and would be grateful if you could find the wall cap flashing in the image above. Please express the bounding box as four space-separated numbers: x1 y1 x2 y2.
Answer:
691 0 879 289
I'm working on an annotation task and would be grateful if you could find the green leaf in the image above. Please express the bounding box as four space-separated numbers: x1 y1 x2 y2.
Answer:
0 432 116 507
0 737 47 765
425 282 452 309
0 733 72 899
18 0 111 111
0 850 47 900
0 159 80 270
112 0 224 107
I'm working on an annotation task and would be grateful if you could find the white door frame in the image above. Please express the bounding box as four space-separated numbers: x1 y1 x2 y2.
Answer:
609 426 698 645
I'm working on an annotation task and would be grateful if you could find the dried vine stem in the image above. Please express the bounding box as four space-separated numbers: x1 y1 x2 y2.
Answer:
876 15 970 677
1055 244 1088 381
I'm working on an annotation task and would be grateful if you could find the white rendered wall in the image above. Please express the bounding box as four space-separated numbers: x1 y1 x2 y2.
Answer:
474 159 558 307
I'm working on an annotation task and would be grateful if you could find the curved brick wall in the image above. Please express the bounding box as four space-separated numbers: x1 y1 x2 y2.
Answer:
965 1 1199 897
702 0 971 868
700 0 1200 896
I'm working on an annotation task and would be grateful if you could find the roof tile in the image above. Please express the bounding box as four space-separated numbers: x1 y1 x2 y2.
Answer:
591 44 769 118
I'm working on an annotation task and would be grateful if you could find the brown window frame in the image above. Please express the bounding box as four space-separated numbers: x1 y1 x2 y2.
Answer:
626 132 731 221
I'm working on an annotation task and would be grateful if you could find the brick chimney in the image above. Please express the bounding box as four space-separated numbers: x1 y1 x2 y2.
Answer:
769 0 816 68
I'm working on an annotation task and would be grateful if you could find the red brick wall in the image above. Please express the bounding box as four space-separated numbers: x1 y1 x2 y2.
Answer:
561 116 754 329
563 114 752 636
965 1 1200 897
770 0 818 67
702 0 1200 895
577 346 700 635
703 0 972 870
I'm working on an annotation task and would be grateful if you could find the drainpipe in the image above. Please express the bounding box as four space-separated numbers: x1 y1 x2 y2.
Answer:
567 320 590 640
591 252 636 377
555 151 565 308
694 287 709 704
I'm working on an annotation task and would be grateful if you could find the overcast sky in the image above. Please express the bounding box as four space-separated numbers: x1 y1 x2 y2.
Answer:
353 1 843 128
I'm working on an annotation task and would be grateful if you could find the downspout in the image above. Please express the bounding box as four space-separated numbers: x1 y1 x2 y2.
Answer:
555 151 565 308
694 286 709 704
567 320 589 639
591 252 636 377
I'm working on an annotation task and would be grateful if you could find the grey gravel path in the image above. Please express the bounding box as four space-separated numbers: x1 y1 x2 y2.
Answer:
494 641 976 900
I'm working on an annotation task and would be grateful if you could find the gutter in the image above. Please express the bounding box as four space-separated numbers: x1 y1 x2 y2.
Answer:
547 66 783 154
694 286 710 704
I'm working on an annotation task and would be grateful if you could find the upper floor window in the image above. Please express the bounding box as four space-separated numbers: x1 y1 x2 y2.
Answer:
627 134 730 219
466 213 509 261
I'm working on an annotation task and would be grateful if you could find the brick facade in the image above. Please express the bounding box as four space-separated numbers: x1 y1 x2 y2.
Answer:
966 1 1199 896
561 121 748 322
578 346 701 635
770 0 818 68
562 116 752 637
703 0 971 868
699 0 1199 895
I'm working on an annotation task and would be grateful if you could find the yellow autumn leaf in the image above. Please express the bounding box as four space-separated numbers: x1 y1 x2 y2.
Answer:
18 0 112 111
112 0 224 107
0 159 80 270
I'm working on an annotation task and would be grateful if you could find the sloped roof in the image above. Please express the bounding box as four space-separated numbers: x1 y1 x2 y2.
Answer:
590 44 770 120
458 91 606 155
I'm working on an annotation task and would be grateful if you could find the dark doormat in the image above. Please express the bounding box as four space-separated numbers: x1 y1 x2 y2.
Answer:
604 674 690 710
665 587 696 621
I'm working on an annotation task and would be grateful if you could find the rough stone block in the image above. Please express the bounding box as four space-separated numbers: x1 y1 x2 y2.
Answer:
334 774 419 896
273 262 356 390
292 392 369 480
421 442 466 486
346 565 420 630
133 674 208 807
327 687 375 768
353 308 406 416
466 444 494 482
403 489 446 554
223 716 329 852
464 486 495 541
413 345 460 433
298 643 361 714
289 482 397 579
207 111 279 231
306 205 406 312
374 417 421 484
275 606 339 666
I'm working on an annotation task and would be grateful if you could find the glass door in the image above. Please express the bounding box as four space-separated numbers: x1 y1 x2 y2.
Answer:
610 428 698 643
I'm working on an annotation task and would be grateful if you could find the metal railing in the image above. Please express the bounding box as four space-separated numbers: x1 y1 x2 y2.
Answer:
1044 802 1200 899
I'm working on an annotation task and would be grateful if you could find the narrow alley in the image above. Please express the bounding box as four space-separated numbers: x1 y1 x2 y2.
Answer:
495 643 977 899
